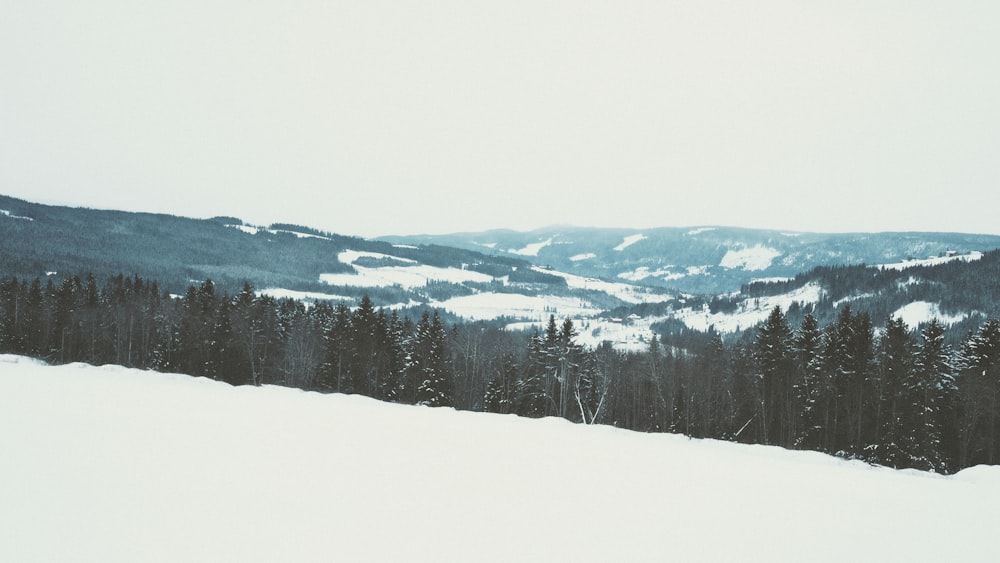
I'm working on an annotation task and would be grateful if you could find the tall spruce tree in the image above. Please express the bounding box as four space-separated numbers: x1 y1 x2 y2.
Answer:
905 320 955 472
872 316 915 467
412 311 453 407
753 306 794 446
793 313 825 449
955 318 1000 466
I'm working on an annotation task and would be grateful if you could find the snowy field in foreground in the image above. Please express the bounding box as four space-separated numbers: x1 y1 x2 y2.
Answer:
2 356 998 562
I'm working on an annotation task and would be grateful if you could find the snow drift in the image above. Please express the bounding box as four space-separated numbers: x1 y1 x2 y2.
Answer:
1 355 998 562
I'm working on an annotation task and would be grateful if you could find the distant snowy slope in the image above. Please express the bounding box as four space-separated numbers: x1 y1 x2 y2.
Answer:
2 356 998 562
878 251 984 271
319 249 494 288
379 226 1000 293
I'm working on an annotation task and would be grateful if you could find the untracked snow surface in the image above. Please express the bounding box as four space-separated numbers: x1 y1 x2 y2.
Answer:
2 356 999 562
893 301 970 329
719 245 782 271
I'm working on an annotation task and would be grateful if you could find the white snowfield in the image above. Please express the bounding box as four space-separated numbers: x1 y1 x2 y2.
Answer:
257 288 354 302
613 233 646 251
320 250 493 288
679 282 825 333
0 208 34 221
894 301 970 329
531 266 673 305
434 293 601 322
719 244 782 271
508 237 553 256
879 251 984 271
2 356 998 563
225 223 332 240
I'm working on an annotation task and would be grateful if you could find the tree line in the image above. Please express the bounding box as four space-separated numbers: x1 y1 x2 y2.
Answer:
2 273 998 474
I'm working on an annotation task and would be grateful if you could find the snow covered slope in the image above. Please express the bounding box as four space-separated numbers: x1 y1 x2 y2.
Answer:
380 226 1000 293
2 356 998 562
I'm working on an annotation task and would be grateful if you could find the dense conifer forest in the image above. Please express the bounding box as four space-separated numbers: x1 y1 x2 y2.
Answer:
3 272 998 474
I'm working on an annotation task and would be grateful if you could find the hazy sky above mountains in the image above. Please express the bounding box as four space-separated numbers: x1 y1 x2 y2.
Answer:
2 1 998 238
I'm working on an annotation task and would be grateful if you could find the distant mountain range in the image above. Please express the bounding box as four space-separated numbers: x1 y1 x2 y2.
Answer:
379 226 1000 293
4 193 1000 348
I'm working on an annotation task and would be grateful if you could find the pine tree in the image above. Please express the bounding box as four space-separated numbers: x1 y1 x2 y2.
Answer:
753 306 794 446
793 313 825 449
955 318 1000 466
412 311 453 407
321 302 352 393
377 310 407 402
821 306 875 456
350 295 379 395
484 352 519 414
872 316 915 467
513 330 547 417
904 320 956 472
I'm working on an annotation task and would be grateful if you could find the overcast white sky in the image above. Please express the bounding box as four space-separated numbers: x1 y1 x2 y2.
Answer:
2 1 998 237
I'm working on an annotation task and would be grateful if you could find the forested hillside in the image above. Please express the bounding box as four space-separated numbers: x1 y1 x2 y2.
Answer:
380 225 1000 292
0 194 557 305
4 271 998 474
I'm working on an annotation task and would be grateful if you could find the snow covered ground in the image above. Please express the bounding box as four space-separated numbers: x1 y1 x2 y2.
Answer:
532 266 673 305
719 244 782 271
434 293 602 322
893 301 971 329
613 233 646 251
3 355 997 563
319 250 494 288
258 288 354 302
677 282 825 333
879 251 984 271
1 208 34 221
508 237 553 256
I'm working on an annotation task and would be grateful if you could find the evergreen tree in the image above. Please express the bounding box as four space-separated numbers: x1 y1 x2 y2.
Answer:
871 316 915 467
904 320 955 472
821 306 876 456
484 352 519 414
753 306 794 446
321 302 352 393
793 313 825 449
955 318 1000 466
350 295 379 395
412 311 453 407
512 330 547 417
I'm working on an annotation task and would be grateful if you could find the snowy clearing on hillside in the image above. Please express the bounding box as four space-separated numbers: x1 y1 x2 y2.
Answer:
686 227 715 235
2 356 998 562
339 250 417 265
258 288 353 302
532 267 673 305
893 301 970 329
833 292 877 308
618 266 686 282
508 316 664 352
1 209 33 220
320 250 492 288
509 237 553 256
879 251 983 271
320 265 492 289
719 245 782 271
570 252 597 261
224 224 331 240
613 234 646 251
435 293 601 322
678 282 825 333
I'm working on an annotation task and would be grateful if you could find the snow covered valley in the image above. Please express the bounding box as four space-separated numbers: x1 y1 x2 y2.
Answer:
2 356 998 562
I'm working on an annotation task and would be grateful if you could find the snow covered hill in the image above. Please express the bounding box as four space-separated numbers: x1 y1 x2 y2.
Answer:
380 226 1000 293
2 356 998 562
